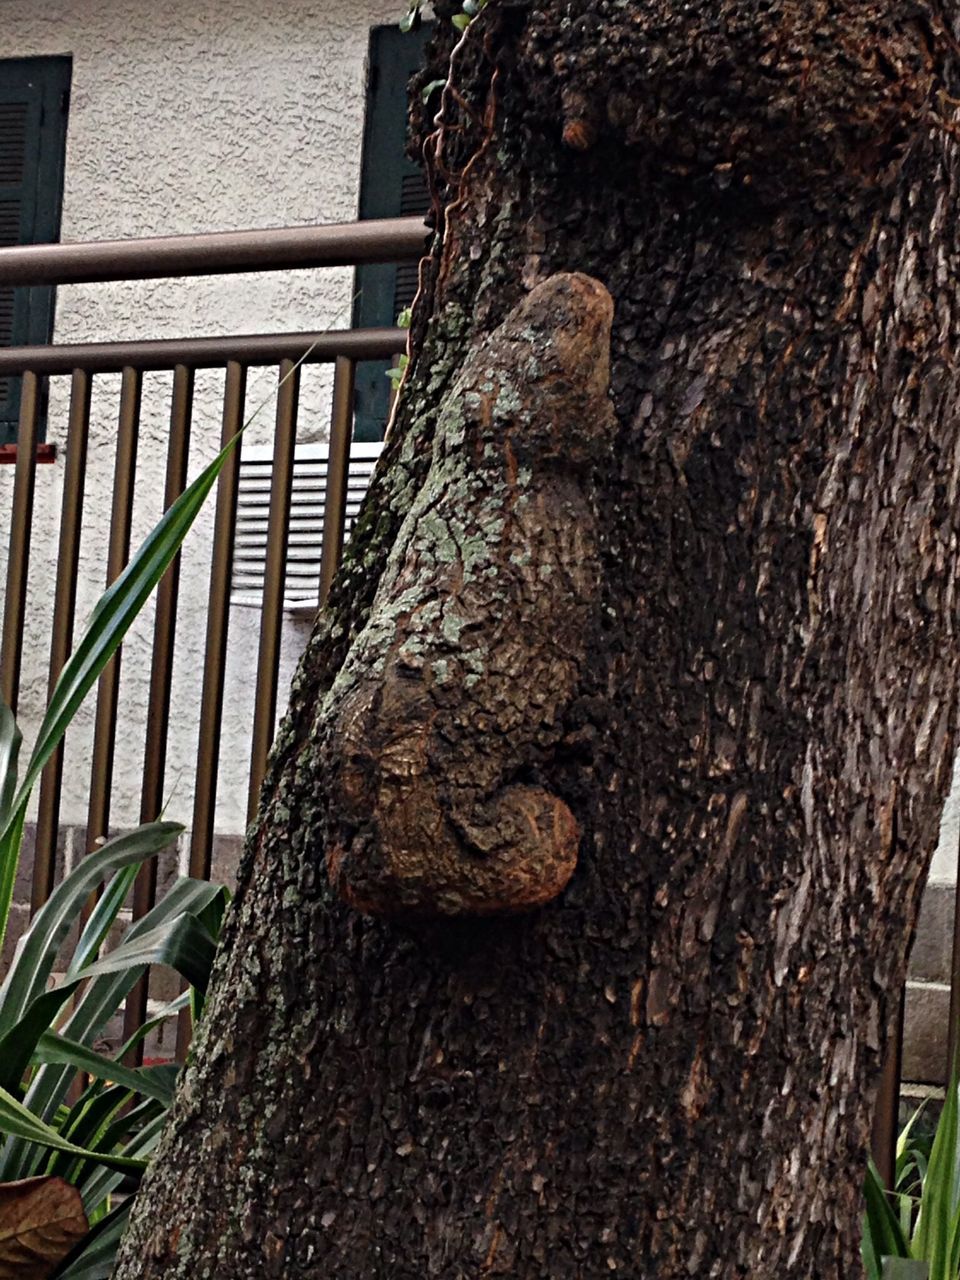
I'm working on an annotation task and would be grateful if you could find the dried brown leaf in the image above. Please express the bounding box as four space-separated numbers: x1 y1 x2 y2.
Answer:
0 1177 89 1279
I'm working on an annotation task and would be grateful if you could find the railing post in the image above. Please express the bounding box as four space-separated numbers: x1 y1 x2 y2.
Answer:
33 369 92 910
124 364 194 1060
189 361 247 883
247 359 300 826
0 371 42 714
84 367 142 856
319 356 356 607
871 991 905 1189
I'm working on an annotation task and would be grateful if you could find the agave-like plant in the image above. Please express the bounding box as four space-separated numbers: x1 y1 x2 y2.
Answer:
862 1075 960 1280
0 430 241 1278
0 830 228 1279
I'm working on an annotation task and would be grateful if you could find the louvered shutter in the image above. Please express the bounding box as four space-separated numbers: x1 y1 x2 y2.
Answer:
353 24 431 443
0 59 70 445
231 442 384 612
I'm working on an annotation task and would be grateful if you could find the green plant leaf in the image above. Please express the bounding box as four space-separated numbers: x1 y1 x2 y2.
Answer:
0 807 27 970
67 864 139 979
864 1158 910 1276
43 1085 132 1185
420 79 445 104
913 1076 960 1275
31 1034 176 1107
112 991 189 1066
0 823 182 1039
74 1110 167 1219
0 704 23 964
0 703 22 822
0 1088 146 1176
0 987 79 1096
72 912 217 995
52 1092 167 1197
0 878 222 1182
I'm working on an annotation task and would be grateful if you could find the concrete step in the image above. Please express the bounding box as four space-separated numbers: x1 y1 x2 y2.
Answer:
903 979 950 1086
910 881 953 985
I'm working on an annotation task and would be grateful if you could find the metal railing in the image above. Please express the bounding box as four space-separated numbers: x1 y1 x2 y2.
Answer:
0 215 424 1048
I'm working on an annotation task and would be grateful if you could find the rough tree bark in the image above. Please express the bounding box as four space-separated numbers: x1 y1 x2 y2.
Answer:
116 2 960 1275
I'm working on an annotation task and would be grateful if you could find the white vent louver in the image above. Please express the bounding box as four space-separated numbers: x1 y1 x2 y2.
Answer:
232 441 383 612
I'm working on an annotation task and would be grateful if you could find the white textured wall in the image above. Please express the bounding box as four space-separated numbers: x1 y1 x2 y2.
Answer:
0 0 405 850
932 755 960 882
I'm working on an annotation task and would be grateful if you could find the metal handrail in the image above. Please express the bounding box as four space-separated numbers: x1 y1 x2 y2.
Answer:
0 215 428 287
0 327 406 375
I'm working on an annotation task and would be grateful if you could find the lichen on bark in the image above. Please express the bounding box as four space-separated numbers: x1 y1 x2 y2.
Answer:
325 272 614 916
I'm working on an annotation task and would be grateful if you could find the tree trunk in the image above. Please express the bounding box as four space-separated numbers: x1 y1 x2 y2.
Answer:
115 3 960 1276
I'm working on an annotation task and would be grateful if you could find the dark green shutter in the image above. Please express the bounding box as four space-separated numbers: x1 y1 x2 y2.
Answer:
0 58 70 445
353 25 431 443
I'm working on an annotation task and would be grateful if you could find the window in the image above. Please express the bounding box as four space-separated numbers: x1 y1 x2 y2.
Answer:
0 57 71 445
353 24 431 443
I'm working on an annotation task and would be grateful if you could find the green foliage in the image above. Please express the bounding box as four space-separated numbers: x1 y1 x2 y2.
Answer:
0 419 241 1276
386 354 410 391
0 428 241 959
863 1085 960 1280
400 0 488 35
0 823 227 1278
386 308 413 392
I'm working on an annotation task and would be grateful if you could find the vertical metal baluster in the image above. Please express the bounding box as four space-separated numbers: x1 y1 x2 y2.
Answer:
871 993 904 1189
189 361 246 882
0 371 42 714
33 370 92 910
318 356 356 609
246 359 299 826
84 368 141 859
176 361 246 1062
123 365 194 1058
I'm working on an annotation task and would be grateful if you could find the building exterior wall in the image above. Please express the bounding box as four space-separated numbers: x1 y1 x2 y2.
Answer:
0 0 404 859
932 754 960 881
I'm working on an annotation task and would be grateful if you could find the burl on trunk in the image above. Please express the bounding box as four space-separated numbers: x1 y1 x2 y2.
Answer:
115 3 960 1277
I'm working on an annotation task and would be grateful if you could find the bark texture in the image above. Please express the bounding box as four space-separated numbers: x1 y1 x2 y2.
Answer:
327 272 614 916
116 2 960 1276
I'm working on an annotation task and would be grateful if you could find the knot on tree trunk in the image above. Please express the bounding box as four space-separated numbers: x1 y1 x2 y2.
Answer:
522 0 952 200
323 272 615 917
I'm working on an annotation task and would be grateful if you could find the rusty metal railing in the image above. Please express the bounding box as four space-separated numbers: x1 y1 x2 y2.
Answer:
0 216 423 1048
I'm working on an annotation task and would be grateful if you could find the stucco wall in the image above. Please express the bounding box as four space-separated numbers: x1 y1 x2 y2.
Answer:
932 755 959 881
0 0 407 860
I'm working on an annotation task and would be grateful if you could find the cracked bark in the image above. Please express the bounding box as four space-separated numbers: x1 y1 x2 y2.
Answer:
115 2 960 1276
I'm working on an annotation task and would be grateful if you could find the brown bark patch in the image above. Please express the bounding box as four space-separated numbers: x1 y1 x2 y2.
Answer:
324 273 615 917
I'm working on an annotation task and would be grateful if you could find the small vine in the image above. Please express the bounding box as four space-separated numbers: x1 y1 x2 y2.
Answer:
401 0 489 35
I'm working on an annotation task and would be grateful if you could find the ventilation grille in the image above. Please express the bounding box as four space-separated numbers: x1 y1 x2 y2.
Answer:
393 172 430 315
232 441 383 611
0 103 28 187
